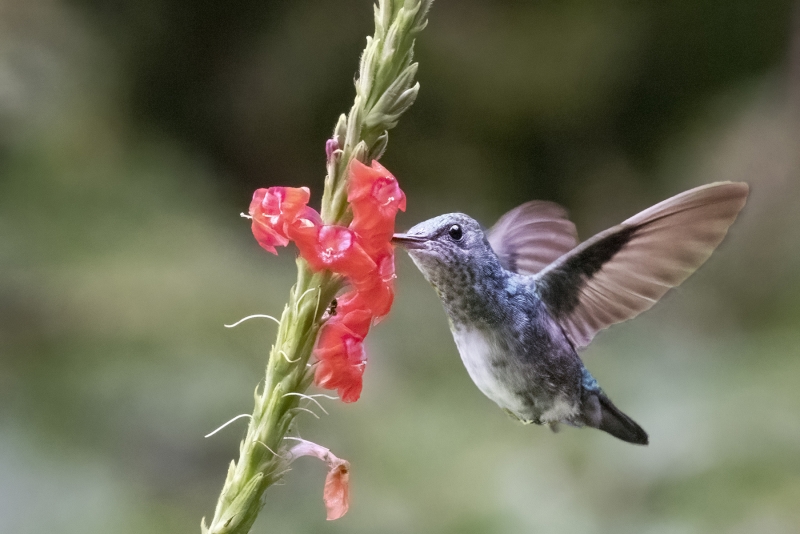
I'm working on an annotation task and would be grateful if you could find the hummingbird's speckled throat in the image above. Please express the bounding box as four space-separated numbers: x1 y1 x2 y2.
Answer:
393 215 510 328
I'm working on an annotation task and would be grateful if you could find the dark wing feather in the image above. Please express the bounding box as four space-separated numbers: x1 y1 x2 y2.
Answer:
534 182 749 349
487 201 578 275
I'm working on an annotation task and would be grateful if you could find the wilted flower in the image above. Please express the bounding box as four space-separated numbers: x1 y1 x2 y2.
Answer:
286 439 351 521
323 462 350 520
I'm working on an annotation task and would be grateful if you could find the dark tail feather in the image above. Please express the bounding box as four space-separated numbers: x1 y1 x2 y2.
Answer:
586 393 649 445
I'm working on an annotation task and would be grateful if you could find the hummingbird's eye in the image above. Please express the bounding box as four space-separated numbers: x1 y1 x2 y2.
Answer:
448 224 463 241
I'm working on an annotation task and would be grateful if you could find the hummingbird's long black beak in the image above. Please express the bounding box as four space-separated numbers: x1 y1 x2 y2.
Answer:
391 233 428 249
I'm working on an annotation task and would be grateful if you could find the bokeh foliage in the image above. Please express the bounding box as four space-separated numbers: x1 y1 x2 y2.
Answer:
1 1 799 532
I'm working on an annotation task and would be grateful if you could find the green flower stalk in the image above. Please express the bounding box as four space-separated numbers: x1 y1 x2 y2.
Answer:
321 0 432 224
202 2 432 533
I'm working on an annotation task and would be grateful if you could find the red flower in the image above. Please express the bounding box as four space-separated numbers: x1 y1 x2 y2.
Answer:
285 205 323 247
314 319 367 403
351 252 396 319
249 186 311 254
246 160 407 403
348 160 406 215
348 160 406 255
333 291 373 337
294 225 376 281
315 357 364 403
250 217 289 254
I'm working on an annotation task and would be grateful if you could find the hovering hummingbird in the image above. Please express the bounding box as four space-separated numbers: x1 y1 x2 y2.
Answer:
392 182 748 445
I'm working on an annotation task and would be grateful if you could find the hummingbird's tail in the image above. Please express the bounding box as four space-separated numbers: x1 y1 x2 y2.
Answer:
584 393 649 445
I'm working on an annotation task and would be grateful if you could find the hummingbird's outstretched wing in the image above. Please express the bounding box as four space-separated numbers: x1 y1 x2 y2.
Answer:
487 201 578 275
533 182 749 349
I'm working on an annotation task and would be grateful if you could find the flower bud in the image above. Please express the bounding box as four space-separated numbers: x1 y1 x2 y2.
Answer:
352 141 369 163
346 97 363 146
325 138 340 161
389 83 419 116
369 131 389 161
334 113 348 145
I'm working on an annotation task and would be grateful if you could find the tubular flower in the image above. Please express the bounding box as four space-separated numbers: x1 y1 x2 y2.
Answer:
314 320 366 403
315 357 364 403
247 159 406 402
285 205 324 250
348 160 406 255
351 252 396 319
294 225 376 281
332 291 373 337
249 186 311 254
309 161 405 399
313 294 373 402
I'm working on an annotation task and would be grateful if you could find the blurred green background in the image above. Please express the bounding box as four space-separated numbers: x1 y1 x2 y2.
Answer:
2 0 799 532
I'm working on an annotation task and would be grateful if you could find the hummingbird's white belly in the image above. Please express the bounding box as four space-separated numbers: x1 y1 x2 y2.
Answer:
451 327 529 417
452 326 581 424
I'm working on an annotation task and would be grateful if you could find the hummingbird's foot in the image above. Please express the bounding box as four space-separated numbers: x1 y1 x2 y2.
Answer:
503 409 536 425
548 422 561 433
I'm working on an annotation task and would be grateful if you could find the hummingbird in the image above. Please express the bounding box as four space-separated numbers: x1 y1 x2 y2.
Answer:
392 182 748 445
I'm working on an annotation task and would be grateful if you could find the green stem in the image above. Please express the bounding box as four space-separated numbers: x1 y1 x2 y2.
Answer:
203 2 432 532
204 266 340 534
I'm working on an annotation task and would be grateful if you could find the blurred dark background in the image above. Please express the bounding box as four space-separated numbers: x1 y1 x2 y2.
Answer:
2 1 799 532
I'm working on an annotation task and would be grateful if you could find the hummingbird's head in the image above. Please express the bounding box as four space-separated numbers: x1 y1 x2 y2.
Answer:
392 213 500 291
